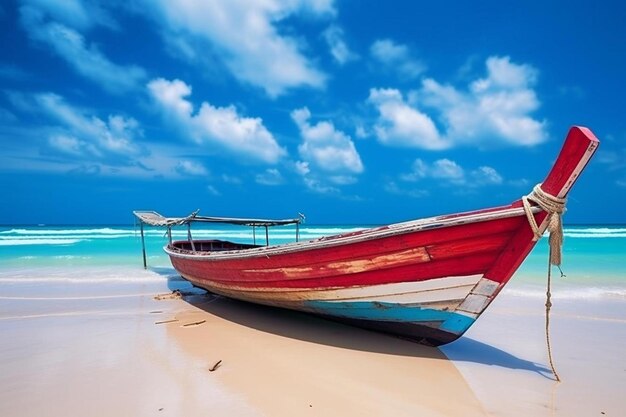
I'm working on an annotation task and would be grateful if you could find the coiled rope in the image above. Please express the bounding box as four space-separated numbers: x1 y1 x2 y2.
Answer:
522 184 566 382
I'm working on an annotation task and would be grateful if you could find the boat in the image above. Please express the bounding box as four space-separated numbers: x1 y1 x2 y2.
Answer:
134 126 599 346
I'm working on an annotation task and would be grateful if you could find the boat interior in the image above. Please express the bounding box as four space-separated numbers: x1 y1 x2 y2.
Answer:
171 240 261 253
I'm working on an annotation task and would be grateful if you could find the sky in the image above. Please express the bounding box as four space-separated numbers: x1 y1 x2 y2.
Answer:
1 0 625 225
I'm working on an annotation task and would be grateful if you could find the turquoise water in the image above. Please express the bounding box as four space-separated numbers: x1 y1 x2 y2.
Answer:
1 224 624 297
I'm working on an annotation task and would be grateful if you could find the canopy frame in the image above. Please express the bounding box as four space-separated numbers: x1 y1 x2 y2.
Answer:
133 210 304 269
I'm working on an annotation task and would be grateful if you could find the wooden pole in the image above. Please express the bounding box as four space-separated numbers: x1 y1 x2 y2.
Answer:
187 223 196 252
140 221 147 269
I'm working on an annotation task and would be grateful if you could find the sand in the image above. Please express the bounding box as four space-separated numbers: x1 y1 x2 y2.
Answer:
1 268 625 416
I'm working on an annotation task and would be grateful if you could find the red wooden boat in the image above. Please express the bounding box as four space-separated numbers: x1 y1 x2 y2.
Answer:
134 126 598 345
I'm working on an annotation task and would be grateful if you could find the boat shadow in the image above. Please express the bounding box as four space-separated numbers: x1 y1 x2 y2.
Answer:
152 267 551 378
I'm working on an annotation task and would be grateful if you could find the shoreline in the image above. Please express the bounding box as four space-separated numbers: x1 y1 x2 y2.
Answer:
1 267 625 416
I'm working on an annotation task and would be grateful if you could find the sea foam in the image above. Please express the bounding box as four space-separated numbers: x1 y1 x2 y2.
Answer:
0 239 85 246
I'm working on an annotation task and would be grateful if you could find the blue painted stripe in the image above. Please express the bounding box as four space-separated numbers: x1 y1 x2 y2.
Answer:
439 314 475 334
304 300 475 335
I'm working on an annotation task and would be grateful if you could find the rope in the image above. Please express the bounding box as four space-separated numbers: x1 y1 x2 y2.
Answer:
545 248 561 382
522 183 566 383
522 184 566 266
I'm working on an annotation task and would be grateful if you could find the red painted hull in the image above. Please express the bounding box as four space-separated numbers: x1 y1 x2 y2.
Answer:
164 127 599 345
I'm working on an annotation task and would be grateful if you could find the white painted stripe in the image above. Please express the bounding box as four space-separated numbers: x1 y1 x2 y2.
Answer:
471 278 500 297
325 285 473 305
457 294 491 314
455 277 501 315
184 273 483 307
319 275 481 304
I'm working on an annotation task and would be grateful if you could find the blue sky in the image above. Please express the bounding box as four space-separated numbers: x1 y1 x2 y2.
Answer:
1 0 625 225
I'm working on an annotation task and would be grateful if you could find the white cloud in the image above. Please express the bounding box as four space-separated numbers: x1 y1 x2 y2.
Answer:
255 168 284 186
304 177 339 194
471 56 537 92
402 158 463 183
148 78 286 164
291 108 363 194
355 125 368 139
402 158 502 187
370 39 426 79
20 0 117 31
368 56 547 149
143 0 332 97
175 160 208 176
368 88 449 150
33 93 142 157
294 161 311 176
19 5 145 94
48 133 95 156
472 166 503 185
148 78 193 118
322 25 358 65
0 119 219 180
431 159 464 181
291 107 363 174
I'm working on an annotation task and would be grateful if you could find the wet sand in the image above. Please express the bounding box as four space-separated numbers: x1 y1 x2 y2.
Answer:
1 268 625 416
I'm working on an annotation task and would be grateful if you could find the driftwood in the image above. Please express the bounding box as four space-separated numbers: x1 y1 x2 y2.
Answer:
182 320 206 327
154 290 182 300
155 319 178 325
209 360 222 372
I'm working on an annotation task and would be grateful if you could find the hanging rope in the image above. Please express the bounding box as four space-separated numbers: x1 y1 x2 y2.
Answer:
522 183 566 382
544 248 561 382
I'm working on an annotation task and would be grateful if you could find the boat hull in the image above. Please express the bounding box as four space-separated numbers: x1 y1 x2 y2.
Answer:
163 126 599 345
168 215 526 345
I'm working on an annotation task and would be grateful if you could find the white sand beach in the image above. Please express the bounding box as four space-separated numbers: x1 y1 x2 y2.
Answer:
1 267 625 416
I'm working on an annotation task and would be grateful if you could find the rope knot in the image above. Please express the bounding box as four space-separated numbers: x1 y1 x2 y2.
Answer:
522 184 566 266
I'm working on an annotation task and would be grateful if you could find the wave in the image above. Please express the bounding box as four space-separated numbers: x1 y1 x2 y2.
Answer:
562 227 626 238
0 228 365 243
563 232 626 238
0 228 131 235
0 235 131 241
0 239 85 246
3 225 624 245
505 286 626 300
564 227 626 234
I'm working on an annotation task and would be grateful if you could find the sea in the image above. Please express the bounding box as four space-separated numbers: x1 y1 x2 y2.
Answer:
1 223 625 300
